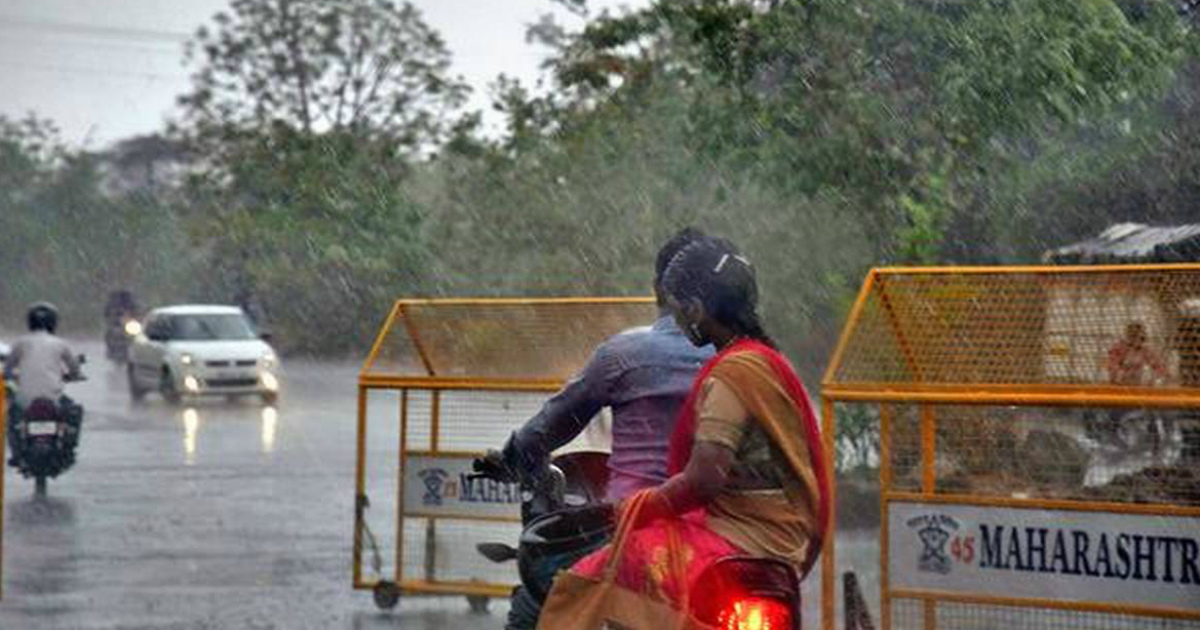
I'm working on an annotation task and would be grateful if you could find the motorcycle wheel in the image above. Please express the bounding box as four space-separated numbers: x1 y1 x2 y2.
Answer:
160 368 182 406
128 364 147 402
35 475 47 497
372 581 400 610
467 595 490 615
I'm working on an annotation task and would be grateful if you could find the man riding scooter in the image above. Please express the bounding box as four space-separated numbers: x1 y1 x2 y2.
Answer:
103 289 140 363
485 228 715 629
5 303 84 466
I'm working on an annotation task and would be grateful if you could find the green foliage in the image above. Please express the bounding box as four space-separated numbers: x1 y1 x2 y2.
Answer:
0 118 194 332
179 0 469 148
186 127 428 354
4 0 1200 383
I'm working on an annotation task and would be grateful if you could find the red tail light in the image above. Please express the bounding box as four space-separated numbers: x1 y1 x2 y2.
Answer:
717 596 792 630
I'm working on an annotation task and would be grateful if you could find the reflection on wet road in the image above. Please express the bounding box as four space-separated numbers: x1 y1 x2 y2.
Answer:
1 341 509 630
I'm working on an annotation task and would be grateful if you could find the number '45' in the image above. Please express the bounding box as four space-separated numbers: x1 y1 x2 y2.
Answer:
951 536 975 563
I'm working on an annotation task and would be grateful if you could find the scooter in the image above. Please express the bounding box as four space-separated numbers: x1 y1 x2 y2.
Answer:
471 450 803 630
6 356 86 496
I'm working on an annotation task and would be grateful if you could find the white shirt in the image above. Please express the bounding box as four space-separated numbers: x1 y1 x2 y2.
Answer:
5 331 80 406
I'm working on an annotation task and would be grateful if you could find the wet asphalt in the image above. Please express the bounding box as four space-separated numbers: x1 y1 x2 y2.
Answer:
0 340 878 630
0 341 509 630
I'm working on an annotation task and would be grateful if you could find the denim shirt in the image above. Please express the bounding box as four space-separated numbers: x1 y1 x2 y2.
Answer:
508 315 714 501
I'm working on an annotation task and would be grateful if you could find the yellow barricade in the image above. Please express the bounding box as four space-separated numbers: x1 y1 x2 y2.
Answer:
1 381 5 601
822 265 1200 629
353 297 656 609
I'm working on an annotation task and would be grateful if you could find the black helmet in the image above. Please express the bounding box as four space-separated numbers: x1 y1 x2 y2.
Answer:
27 302 59 333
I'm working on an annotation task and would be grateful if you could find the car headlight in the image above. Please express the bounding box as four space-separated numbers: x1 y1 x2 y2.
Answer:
180 352 194 366
124 320 143 336
261 351 277 368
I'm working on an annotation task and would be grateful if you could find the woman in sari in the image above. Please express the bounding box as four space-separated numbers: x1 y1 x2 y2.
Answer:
563 235 831 609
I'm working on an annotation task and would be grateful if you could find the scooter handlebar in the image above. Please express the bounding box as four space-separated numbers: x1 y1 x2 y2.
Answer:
472 449 519 484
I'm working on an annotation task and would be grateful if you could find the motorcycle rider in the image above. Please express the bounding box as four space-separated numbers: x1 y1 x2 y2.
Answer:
103 289 140 361
103 289 139 325
551 235 830 621
5 303 83 463
499 227 715 500
493 228 714 629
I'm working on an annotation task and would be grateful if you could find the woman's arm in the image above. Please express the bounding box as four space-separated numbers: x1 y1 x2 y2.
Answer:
627 376 749 525
658 441 736 512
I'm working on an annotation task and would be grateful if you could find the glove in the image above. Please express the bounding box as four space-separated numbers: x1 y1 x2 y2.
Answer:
472 449 519 484
500 432 549 485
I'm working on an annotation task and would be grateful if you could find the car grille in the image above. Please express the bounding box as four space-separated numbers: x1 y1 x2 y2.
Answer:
205 378 258 388
205 360 258 368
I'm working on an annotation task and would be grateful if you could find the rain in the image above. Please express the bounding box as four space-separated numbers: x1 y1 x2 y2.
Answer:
1 0 1199 629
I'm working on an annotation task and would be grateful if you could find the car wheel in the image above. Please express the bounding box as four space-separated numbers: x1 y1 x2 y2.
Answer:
128 363 147 402
160 367 182 406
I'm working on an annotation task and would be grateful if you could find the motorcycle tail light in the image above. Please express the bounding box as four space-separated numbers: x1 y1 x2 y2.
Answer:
717 596 792 630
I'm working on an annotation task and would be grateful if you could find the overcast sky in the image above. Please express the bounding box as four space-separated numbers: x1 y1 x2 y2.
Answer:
0 0 643 149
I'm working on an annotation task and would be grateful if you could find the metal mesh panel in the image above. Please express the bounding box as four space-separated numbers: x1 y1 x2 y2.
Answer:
882 404 1200 506
888 405 923 493
891 597 1200 630
437 390 548 452
831 268 1200 388
399 517 521 585
403 389 433 451
364 298 657 379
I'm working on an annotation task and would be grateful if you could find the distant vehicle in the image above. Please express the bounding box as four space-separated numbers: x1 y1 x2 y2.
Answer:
104 289 141 364
127 305 280 405
6 355 87 496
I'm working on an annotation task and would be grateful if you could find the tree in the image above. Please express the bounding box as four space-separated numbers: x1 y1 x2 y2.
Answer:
0 116 195 327
179 0 469 149
185 126 428 354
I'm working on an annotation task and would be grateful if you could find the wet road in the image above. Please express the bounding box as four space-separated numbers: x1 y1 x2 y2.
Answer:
0 340 881 629
1 341 508 630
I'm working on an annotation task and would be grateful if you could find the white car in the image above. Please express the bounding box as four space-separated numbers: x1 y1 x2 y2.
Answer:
127 305 279 405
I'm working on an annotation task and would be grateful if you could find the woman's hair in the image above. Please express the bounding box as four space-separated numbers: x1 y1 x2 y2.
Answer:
654 227 707 302
662 236 777 348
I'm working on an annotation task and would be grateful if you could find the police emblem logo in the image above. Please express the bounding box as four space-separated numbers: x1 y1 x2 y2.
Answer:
906 514 959 575
417 468 449 506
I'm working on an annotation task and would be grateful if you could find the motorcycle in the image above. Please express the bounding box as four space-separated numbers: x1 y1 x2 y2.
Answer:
6 355 86 496
471 450 803 630
105 314 142 364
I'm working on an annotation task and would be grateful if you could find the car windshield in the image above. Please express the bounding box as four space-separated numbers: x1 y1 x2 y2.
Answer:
169 314 256 341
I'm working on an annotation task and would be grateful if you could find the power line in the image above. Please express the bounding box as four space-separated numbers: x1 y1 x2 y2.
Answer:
0 16 191 45
1 60 190 83
1 30 187 58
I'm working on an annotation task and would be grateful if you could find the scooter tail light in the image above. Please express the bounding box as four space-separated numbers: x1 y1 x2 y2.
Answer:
717 596 792 630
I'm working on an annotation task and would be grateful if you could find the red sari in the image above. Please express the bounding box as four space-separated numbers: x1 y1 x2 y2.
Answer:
569 339 830 603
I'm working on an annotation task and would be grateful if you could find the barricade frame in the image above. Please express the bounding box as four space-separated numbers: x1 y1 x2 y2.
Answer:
820 264 1200 630
352 296 656 602
1 382 6 601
